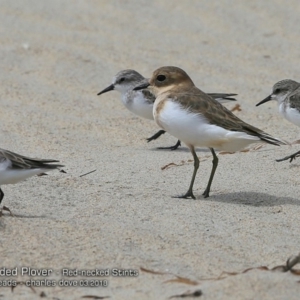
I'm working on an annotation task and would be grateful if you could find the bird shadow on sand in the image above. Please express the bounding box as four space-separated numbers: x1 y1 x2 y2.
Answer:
200 191 300 207
0 213 47 219
0 214 46 230
287 163 300 169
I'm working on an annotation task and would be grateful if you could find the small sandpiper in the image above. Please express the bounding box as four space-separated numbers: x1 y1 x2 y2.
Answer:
98 69 237 150
134 66 286 199
256 79 300 162
0 148 63 215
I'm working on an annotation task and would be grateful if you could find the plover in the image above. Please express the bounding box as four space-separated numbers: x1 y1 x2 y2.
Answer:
256 79 300 162
134 66 286 199
98 69 237 150
0 148 63 215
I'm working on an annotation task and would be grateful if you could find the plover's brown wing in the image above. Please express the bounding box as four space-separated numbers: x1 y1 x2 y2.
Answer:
172 87 286 146
0 148 64 170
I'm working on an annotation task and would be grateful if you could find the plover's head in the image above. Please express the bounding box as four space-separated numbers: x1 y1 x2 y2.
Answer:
256 79 300 106
98 70 144 96
133 66 194 94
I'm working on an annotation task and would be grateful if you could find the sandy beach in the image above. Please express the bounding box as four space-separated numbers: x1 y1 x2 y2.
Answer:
0 0 299 299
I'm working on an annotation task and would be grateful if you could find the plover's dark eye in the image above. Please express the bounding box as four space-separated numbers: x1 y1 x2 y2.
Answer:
119 77 125 83
157 75 166 82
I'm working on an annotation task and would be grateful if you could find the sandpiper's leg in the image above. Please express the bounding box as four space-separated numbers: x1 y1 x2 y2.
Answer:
202 148 219 198
0 188 14 216
174 146 199 199
2 206 13 216
158 140 181 151
147 130 181 150
276 150 300 163
146 130 166 142
0 188 3 205
0 189 3 217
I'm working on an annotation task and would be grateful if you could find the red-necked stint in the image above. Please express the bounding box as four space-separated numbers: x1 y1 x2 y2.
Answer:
0 148 64 215
256 79 300 162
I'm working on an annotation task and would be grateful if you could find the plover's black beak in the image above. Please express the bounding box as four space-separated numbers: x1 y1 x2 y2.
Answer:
133 82 150 91
256 95 272 107
97 84 114 95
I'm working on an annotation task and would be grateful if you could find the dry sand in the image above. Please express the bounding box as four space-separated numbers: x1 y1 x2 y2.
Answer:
0 0 299 299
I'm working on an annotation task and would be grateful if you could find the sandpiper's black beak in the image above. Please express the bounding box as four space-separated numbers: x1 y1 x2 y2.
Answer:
97 84 114 95
256 95 272 107
133 82 150 91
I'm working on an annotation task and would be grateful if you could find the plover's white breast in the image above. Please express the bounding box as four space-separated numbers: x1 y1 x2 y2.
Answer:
155 99 260 152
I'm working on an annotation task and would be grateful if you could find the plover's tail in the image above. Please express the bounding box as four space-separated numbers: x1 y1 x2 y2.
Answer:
259 134 287 146
241 126 287 146
208 93 237 102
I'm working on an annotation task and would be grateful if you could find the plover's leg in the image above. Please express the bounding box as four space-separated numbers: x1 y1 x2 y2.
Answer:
0 188 14 216
202 148 219 198
146 130 166 142
158 140 181 151
173 146 199 200
276 150 300 163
